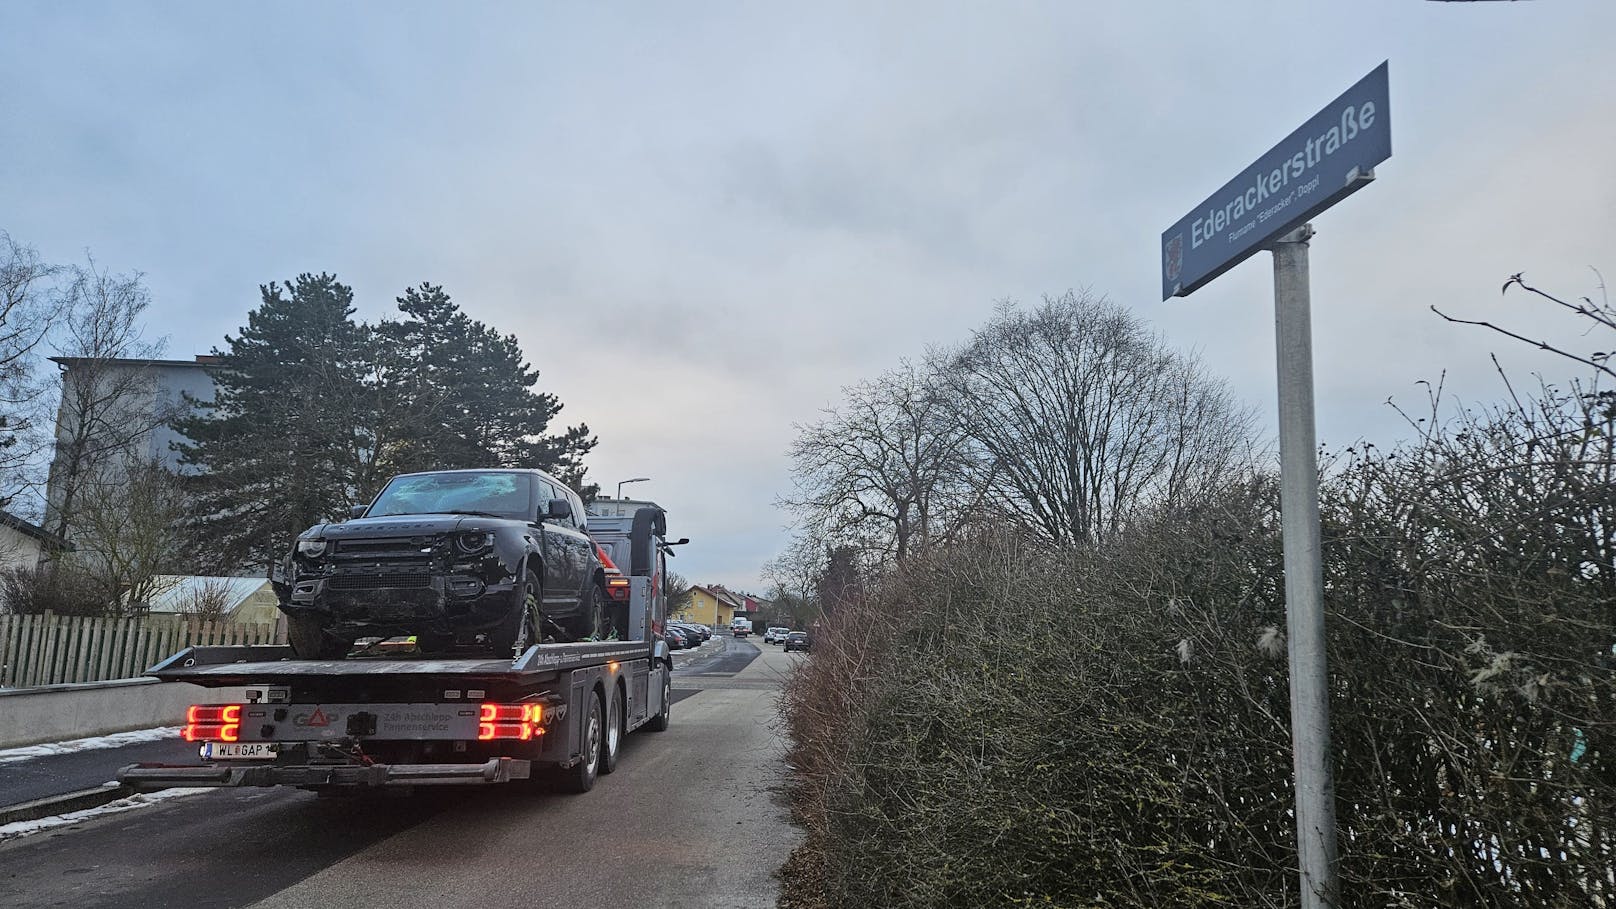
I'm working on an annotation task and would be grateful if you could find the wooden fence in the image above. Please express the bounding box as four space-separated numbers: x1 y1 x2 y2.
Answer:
0 612 283 689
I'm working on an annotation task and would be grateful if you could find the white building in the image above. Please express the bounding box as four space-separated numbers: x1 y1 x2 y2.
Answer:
0 511 70 573
43 355 217 535
585 496 659 519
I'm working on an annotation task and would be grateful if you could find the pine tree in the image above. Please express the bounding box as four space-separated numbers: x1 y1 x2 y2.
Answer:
175 274 370 572
373 284 596 490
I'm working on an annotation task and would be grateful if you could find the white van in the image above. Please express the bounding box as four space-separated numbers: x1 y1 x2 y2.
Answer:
729 616 753 637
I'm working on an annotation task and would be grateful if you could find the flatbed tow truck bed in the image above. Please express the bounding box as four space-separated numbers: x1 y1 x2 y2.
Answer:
118 575 673 794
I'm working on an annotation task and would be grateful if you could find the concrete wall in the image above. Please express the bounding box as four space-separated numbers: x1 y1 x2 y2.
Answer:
0 678 247 749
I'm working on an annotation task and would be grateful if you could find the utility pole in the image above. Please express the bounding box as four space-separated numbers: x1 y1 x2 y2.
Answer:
1271 223 1339 909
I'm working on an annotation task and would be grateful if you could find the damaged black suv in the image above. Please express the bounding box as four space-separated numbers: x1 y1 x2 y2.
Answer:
278 468 608 660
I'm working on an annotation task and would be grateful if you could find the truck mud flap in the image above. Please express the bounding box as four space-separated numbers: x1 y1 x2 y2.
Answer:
117 757 531 791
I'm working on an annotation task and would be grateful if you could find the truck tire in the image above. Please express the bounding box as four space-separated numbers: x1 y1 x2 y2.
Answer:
599 686 625 775
555 692 603 794
645 667 671 732
490 569 542 658
286 612 352 660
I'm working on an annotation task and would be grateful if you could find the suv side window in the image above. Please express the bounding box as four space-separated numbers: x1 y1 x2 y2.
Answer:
537 479 563 519
568 490 588 530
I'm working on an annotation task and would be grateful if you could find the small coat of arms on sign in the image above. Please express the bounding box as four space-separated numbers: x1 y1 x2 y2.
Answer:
1164 233 1184 285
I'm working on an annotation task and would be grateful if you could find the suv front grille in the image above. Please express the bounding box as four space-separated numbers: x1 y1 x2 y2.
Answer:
327 574 433 590
334 537 441 556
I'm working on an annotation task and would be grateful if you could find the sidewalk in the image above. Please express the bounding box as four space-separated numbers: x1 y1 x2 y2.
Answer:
0 727 199 817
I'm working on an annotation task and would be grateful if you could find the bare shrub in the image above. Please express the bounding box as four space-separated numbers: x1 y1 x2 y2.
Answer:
779 376 1614 906
0 563 111 616
172 577 236 622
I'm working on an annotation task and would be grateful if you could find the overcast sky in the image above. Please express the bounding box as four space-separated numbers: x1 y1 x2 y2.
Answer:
4 2 1613 591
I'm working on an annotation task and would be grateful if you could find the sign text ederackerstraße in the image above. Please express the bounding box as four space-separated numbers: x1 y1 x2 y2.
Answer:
1191 100 1377 252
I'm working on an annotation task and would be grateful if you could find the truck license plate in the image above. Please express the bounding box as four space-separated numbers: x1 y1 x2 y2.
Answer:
203 742 276 760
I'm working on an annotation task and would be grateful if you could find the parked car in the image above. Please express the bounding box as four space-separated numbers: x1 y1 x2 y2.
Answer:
278 468 606 660
782 631 811 652
762 626 791 644
671 621 709 642
686 622 714 641
662 625 689 649
669 622 705 645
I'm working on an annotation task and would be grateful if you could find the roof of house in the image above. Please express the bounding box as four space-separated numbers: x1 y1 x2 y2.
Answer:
48 355 220 369
693 585 747 609
144 576 271 614
0 510 71 552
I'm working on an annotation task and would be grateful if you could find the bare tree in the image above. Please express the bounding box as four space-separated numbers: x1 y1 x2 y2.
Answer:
762 534 828 619
784 361 985 564
938 292 1254 546
665 571 693 615
44 257 169 541
71 458 190 614
0 231 67 504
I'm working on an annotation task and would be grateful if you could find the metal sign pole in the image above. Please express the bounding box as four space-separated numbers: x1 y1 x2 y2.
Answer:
1270 223 1340 909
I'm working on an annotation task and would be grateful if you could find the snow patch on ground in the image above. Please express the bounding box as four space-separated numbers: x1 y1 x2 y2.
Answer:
0 727 181 764
0 787 212 841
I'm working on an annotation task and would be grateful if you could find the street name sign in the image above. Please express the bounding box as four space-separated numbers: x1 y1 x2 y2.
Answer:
1160 62 1390 300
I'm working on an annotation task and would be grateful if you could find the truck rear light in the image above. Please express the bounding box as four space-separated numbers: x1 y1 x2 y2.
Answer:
478 703 543 740
183 704 242 742
605 577 630 601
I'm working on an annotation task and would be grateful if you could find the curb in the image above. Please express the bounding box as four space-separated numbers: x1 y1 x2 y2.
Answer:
0 782 134 826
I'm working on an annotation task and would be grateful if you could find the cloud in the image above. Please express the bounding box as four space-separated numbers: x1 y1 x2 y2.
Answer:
3 2 1614 590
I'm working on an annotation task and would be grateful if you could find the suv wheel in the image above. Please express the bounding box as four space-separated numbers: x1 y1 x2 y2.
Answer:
490 569 542 658
566 584 611 641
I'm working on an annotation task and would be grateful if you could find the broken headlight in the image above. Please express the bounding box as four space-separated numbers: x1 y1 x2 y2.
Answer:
456 531 495 553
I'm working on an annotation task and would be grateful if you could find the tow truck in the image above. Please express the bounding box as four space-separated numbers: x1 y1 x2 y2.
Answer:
118 507 678 795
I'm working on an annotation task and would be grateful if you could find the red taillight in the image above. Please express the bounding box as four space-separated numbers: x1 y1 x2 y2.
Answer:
184 704 242 742
188 705 241 723
478 722 535 741
477 703 543 741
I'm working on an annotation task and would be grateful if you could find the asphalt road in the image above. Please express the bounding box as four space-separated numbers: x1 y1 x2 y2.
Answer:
0 638 804 909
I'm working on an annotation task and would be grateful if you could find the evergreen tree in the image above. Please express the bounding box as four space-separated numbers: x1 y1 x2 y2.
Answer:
175 274 370 572
373 284 596 491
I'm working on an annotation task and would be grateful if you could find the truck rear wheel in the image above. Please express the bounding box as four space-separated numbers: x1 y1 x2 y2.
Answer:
286 613 353 660
555 692 603 794
599 686 624 775
645 667 671 732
